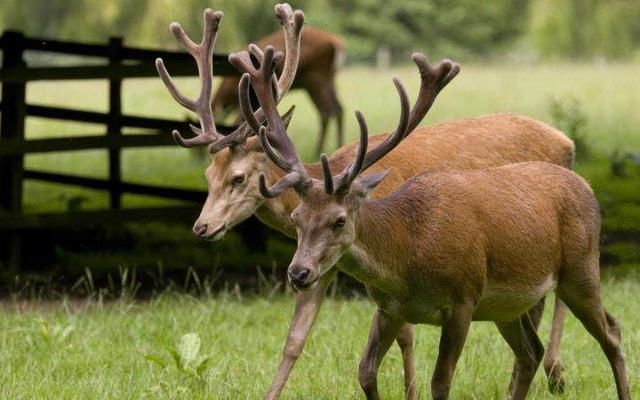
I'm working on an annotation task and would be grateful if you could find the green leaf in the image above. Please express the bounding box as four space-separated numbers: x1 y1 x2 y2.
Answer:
143 354 167 369
166 347 182 370
177 333 201 365
196 356 212 377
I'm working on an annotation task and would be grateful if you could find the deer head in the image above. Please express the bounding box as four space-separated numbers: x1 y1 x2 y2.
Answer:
156 4 304 239
235 44 459 288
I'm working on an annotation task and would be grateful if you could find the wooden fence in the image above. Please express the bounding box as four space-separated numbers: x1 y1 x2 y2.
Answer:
0 30 266 272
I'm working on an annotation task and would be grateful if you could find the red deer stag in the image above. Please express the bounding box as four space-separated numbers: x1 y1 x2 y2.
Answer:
213 27 345 156
157 5 574 399
238 43 631 400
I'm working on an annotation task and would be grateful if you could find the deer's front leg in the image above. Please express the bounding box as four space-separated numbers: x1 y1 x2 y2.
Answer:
359 309 405 400
396 323 418 400
431 304 474 400
264 269 337 400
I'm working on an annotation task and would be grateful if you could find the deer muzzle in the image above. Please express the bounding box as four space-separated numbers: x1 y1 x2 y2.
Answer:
287 264 317 289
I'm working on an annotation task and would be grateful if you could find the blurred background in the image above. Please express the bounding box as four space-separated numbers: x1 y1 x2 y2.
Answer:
0 0 639 295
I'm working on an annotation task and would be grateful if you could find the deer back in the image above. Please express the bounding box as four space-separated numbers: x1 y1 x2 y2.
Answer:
353 161 598 311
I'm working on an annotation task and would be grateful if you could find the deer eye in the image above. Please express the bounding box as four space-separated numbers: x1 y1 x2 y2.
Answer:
334 216 347 229
231 174 245 186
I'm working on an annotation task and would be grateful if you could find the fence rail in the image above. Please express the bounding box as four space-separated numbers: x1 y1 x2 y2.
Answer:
0 30 265 272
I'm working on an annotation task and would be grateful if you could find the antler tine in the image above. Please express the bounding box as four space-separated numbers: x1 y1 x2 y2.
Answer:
350 78 410 177
406 53 460 133
320 154 334 195
257 126 294 172
331 111 370 193
258 171 305 199
274 3 305 100
238 74 263 132
156 9 223 148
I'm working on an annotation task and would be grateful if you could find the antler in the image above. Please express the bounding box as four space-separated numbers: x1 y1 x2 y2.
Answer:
157 4 305 154
232 45 310 198
323 54 461 195
236 41 459 199
274 3 305 99
155 9 223 148
228 4 305 135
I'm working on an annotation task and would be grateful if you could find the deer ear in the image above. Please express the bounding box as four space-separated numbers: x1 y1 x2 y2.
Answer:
352 169 390 198
281 105 296 129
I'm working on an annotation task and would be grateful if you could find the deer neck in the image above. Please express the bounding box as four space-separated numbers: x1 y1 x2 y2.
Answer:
254 163 300 239
345 199 413 296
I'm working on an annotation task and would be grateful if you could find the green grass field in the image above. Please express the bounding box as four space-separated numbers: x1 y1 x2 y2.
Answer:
1 270 638 399
21 62 640 213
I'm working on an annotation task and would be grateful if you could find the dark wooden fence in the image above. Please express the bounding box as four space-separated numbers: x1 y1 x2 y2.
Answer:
0 30 265 272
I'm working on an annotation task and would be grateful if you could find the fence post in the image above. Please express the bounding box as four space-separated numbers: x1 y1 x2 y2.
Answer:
108 37 123 209
0 31 27 272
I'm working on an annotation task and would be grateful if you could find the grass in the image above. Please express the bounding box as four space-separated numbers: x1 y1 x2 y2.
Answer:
0 270 638 399
20 61 640 213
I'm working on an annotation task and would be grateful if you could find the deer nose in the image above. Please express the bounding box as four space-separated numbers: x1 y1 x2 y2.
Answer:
288 265 312 288
193 223 208 238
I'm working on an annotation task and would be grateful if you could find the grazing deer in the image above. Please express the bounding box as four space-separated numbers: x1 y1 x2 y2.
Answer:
157 5 574 399
235 43 631 400
213 27 345 155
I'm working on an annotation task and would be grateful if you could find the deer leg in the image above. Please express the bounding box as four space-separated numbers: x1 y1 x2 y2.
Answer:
431 304 474 400
315 115 330 156
328 83 344 148
359 309 405 400
557 284 630 400
505 297 545 396
306 81 333 156
544 296 567 393
264 269 337 400
395 323 418 400
496 313 545 400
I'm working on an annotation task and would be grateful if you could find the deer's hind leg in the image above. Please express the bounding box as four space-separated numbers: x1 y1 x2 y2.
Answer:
504 298 546 396
526 296 568 394
557 258 630 400
496 312 545 400
306 79 334 156
544 296 567 393
327 82 344 148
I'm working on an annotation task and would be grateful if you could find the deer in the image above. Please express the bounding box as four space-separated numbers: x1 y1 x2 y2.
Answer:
156 5 575 399
234 41 631 400
212 27 345 156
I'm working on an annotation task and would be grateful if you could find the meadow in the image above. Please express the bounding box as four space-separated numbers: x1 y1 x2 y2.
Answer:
1 271 639 399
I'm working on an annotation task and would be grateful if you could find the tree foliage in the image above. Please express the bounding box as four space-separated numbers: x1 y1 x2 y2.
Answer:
529 0 640 59
1 0 639 61
327 0 529 61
